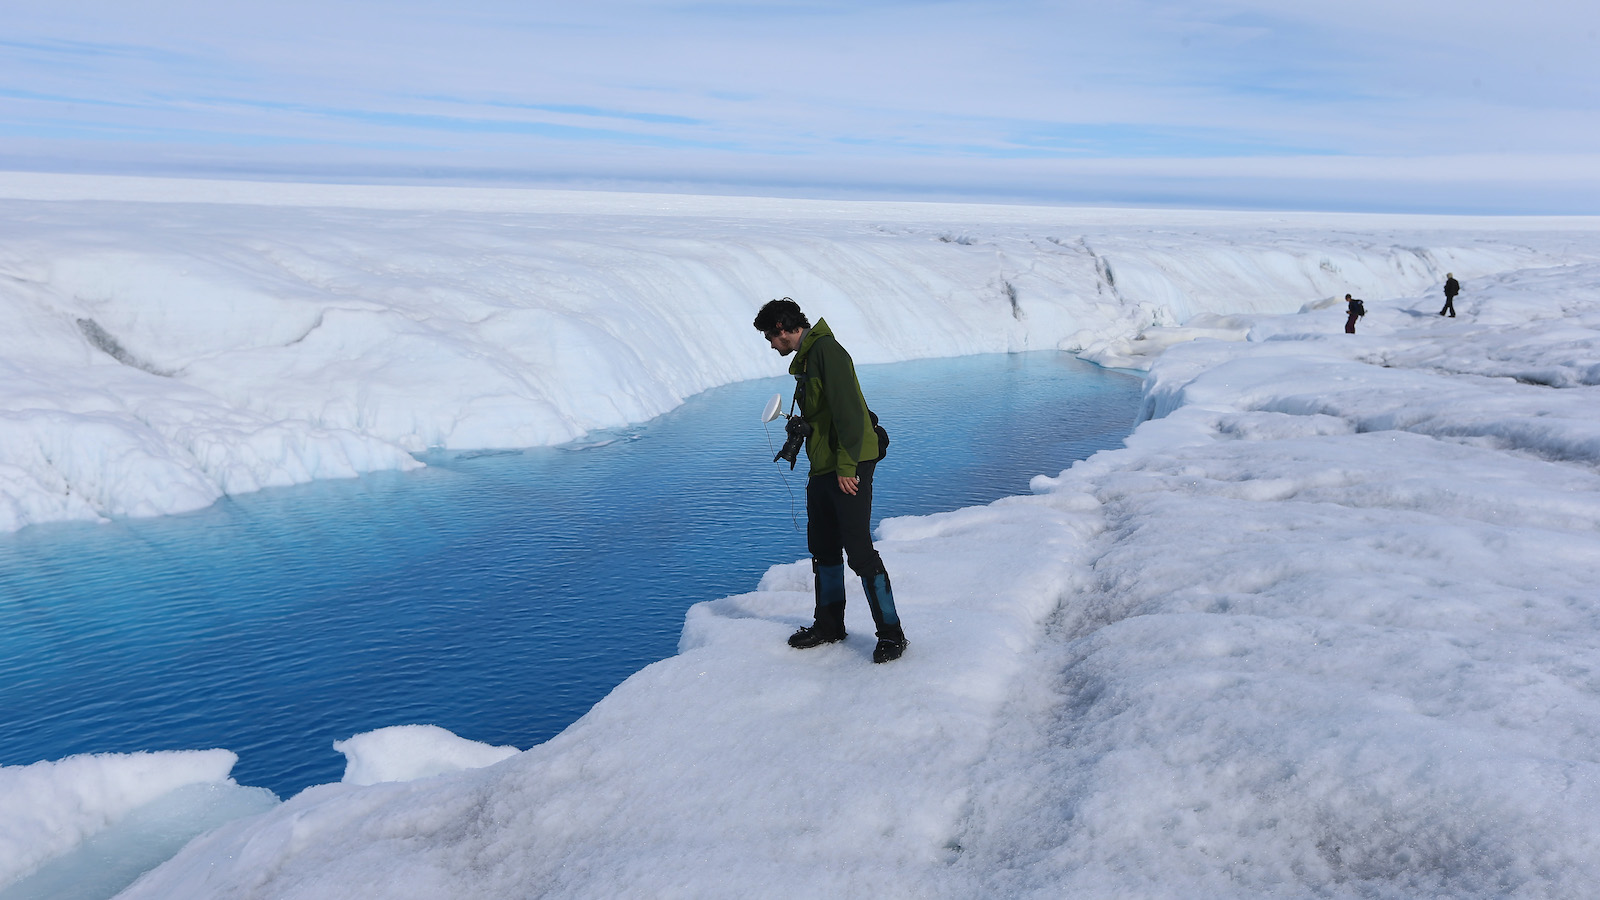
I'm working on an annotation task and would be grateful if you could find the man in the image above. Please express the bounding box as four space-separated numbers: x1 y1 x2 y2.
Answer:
753 298 908 664
1344 293 1364 334
1441 273 1459 317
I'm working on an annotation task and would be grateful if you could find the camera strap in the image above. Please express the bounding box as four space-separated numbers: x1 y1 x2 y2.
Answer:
789 356 810 417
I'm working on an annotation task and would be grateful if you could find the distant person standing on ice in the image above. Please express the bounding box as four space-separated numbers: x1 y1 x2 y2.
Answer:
1441 273 1460 317
1344 293 1365 334
754 298 908 664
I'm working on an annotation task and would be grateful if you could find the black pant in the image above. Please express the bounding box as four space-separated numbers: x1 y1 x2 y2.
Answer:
806 458 884 576
1440 296 1456 316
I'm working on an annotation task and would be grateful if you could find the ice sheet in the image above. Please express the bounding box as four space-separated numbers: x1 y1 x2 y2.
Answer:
5 178 1600 897
5 175 1594 532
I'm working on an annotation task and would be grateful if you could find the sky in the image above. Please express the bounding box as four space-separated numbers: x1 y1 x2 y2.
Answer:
2 0 1598 212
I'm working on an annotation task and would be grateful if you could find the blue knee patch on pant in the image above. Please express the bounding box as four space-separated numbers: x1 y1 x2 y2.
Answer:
814 561 847 607
862 572 899 625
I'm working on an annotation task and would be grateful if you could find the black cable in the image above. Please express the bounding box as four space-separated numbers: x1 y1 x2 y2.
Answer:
762 419 803 533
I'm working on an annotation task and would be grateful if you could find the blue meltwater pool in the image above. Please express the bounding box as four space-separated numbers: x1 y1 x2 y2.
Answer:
0 351 1142 797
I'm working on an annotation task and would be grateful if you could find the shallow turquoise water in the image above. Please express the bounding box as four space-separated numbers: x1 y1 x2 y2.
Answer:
0 352 1141 797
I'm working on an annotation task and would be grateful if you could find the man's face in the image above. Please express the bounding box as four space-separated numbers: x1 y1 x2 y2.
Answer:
766 327 804 356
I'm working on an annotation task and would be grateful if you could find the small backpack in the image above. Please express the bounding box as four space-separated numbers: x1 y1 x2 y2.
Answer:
1352 299 1366 317
869 409 889 460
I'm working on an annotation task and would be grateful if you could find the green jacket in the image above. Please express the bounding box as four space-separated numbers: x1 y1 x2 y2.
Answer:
789 319 879 478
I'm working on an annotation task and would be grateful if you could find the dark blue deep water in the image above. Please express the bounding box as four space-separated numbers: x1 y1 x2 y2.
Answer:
0 353 1141 797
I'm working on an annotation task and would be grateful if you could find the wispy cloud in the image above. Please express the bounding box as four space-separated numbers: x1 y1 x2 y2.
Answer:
1 0 1596 211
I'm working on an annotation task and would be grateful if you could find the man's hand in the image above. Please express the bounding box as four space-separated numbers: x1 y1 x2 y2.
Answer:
838 475 860 496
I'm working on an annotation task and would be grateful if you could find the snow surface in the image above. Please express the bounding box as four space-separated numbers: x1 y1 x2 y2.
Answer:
5 176 1600 897
0 750 272 897
332 726 520 787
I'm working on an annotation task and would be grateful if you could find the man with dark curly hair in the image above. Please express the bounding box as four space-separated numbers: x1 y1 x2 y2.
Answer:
753 298 908 664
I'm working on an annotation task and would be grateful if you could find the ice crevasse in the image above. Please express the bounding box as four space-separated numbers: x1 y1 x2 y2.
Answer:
0 176 1582 533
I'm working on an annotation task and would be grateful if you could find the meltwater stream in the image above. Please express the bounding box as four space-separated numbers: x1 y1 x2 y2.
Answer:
0 352 1141 798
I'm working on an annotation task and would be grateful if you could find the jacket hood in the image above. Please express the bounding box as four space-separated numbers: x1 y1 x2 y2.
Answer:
790 318 834 374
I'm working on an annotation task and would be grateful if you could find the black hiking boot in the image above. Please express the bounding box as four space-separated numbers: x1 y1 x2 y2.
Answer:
789 624 846 649
872 637 908 663
790 561 848 650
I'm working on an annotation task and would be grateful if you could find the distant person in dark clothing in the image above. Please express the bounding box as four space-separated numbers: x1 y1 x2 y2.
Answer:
1344 294 1365 334
1441 273 1459 317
